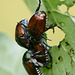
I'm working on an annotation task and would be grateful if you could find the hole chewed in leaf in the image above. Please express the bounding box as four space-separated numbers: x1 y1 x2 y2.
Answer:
46 27 65 46
68 5 75 16
59 4 67 13
58 56 63 61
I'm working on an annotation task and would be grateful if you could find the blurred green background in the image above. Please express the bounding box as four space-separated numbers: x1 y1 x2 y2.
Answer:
0 0 31 75
0 0 32 39
0 0 75 75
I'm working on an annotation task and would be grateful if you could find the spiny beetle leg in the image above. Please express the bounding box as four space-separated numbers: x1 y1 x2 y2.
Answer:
34 54 49 58
41 34 52 41
34 49 43 55
45 24 61 33
34 51 52 69
35 0 41 12
43 60 51 69
48 52 52 68
43 52 52 69
45 61 51 69
43 41 52 48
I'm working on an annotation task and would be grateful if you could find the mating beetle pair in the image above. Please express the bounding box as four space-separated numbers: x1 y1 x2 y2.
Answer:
15 18 52 75
15 0 60 75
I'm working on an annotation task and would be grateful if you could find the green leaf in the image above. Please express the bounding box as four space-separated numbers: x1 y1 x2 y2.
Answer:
42 0 75 75
0 33 28 75
63 0 74 7
24 0 75 75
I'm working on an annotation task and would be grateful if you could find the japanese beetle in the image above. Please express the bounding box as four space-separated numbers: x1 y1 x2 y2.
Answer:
15 19 32 49
28 11 47 39
15 0 54 74
33 41 52 69
23 50 43 75
28 0 53 42
28 0 46 39
28 0 61 41
23 49 51 75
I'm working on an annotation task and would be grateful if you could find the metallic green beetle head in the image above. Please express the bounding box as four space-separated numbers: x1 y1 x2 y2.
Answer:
22 50 33 62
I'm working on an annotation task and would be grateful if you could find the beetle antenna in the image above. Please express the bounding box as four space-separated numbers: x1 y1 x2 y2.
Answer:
35 0 41 12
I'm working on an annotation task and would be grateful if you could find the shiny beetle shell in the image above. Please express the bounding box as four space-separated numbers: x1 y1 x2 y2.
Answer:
28 11 47 38
15 19 30 49
34 42 48 63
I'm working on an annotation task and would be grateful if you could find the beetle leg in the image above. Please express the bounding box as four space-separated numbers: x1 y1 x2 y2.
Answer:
42 61 51 69
31 57 51 69
34 54 49 58
43 41 52 48
35 67 43 75
49 53 52 68
31 51 52 68
35 0 41 12
45 24 61 33
46 52 52 69
30 58 44 67
32 50 51 58
45 24 56 31
33 47 50 56
34 49 43 55
41 34 52 41
33 47 49 55
34 52 51 59
39 52 52 69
